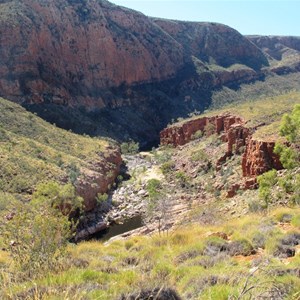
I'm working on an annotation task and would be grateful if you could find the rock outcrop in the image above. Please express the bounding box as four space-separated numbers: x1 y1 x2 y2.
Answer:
160 114 244 147
76 145 122 211
160 114 283 192
242 139 283 177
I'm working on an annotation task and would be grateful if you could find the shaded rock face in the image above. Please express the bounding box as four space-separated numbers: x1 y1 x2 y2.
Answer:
242 139 283 177
76 145 122 211
0 0 276 147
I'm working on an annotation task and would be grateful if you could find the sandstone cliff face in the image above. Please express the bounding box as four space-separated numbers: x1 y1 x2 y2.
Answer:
248 36 300 61
248 36 300 75
76 145 122 211
160 114 244 147
0 0 270 110
241 139 282 177
0 0 184 107
160 115 283 190
154 20 268 70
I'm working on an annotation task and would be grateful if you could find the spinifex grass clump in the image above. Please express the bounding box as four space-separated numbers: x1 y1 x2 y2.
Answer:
0 209 298 299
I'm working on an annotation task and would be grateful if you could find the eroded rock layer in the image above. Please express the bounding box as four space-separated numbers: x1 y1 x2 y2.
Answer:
160 114 283 186
242 139 283 177
0 0 299 146
76 145 122 211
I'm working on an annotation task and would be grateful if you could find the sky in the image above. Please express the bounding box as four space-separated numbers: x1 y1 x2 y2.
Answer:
109 0 300 36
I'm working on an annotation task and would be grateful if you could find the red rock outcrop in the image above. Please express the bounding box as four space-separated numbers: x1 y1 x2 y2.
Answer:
160 113 284 194
160 114 244 147
226 124 252 155
242 139 283 177
76 145 122 211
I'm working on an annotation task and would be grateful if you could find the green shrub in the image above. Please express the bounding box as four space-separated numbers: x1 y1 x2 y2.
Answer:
120 140 139 155
96 193 108 205
257 169 278 207
0 200 73 279
32 181 83 215
161 161 175 175
191 130 203 140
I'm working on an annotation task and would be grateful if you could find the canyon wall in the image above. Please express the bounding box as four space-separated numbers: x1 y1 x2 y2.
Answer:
160 115 283 184
76 145 122 211
0 0 299 146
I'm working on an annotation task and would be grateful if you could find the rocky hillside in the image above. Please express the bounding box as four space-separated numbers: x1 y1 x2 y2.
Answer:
0 97 121 211
160 91 300 195
248 35 300 73
0 0 299 147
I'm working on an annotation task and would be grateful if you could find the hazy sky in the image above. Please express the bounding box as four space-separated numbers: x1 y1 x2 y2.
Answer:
110 0 300 36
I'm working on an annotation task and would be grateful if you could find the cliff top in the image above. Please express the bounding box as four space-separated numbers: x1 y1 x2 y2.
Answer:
168 91 300 141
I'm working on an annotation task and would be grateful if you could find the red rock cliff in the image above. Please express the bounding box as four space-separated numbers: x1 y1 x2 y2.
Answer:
160 114 244 147
242 139 283 177
76 145 122 211
0 0 270 110
160 115 283 183
0 0 184 107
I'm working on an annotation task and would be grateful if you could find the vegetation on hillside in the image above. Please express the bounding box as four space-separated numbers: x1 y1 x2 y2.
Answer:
258 104 300 208
174 91 300 140
0 94 300 299
0 97 113 196
0 207 299 299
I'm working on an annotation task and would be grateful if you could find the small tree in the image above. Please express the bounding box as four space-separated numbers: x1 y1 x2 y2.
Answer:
1 202 73 279
271 104 300 205
31 181 83 215
120 140 139 155
145 179 169 235
257 169 278 208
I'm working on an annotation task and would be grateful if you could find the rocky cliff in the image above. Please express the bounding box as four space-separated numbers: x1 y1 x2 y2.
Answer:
248 35 300 74
160 114 244 146
160 114 283 186
0 0 299 146
241 139 282 177
76 145 122 211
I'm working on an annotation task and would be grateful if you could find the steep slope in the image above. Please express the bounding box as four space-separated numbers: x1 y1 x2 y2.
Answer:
0 0 299 147
0 97 121 211
248 35 300 74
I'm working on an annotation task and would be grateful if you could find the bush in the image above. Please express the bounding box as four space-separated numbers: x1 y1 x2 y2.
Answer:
32 181 83 215
161 161 175 175
257 169 278 207
146 179 162 200
0 200 73 278
191 130 203 140
120 140 139 155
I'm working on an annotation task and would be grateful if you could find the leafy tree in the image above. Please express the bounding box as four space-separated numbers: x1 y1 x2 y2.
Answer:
262 104 300 206
275 104 300 169
145 179 169 234
257 169 278 207
120 140 139 155
279 104 300 143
